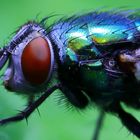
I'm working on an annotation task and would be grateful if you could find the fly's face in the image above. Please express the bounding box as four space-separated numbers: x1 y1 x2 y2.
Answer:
3 23 54 94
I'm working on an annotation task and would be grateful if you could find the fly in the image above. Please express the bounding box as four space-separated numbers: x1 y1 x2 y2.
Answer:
0 10 140 140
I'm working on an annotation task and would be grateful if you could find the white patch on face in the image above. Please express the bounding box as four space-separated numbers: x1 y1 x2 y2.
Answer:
134 48 140 81
135 48 140 56
134 62 140 81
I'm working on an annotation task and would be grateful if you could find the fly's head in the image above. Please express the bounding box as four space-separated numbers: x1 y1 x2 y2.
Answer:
2 22 54 94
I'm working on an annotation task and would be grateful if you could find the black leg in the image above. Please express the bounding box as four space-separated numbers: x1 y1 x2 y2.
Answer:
116 104 140 138
59 86 89 108
92 110 105 140
0 84 60 125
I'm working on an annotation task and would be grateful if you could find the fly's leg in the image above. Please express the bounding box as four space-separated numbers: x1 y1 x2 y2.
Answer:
59 85 89 108
0 84 60 125
109 102 140 138
92 110 105 140
116 104 140 138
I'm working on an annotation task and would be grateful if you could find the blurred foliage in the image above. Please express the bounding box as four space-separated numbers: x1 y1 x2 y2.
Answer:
0 0 140 140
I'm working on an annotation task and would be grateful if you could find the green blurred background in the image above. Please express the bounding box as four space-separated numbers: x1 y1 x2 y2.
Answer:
0 0 140 140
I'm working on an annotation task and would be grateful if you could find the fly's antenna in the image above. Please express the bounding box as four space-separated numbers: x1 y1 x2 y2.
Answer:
0 47 10 70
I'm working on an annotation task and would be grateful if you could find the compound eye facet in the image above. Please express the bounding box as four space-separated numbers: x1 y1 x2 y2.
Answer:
21 37 51 85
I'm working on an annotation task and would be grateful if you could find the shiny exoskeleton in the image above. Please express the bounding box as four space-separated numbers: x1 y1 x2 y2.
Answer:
0 10 140 139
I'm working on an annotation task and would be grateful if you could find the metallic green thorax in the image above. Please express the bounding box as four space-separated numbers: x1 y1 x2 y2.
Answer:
50 12 140 93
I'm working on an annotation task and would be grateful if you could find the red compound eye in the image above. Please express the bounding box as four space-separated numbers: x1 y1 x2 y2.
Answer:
21 37 51 85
